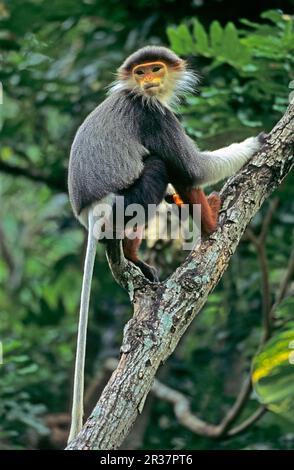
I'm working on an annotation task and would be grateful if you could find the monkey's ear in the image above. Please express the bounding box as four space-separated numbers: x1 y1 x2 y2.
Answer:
172 59 186 71
117 67 129 81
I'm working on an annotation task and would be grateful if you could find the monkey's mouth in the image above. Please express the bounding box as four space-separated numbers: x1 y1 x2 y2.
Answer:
143 83 160 90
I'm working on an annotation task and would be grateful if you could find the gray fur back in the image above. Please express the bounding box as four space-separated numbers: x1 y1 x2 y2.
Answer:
68 92 148 217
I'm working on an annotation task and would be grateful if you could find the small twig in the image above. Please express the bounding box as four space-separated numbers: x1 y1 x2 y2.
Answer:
246 200 293 342
150 377 266 439
272 243 294 311
258 242 271 340
246 198 279 341
0 223 15 274
227 406 267 437
215 376 252 435
213 199 290 436
0 222 22 289
259 198 279 243
151 379 219 437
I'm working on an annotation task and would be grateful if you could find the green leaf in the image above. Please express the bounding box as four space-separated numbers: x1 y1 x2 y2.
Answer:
166 27 188 55
239 18 263 29
26 145 41 164
223 22 240 63
261 10 285 26
223 22 251 66
252 329 294 423
18 364 39 375
177 24 195 55
209 21 223 55
193 19 210 55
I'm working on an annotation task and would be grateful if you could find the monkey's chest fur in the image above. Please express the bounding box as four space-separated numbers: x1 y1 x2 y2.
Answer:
68 91 196 218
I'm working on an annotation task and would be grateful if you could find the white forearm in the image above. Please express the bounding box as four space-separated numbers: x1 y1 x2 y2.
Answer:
197 136 262 186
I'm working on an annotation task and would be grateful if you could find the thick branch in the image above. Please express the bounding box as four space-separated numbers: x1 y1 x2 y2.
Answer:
67 104 293 450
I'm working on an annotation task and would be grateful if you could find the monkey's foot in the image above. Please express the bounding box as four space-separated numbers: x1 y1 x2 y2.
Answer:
208 191 221 213
204 192 222 234
134 260 159 282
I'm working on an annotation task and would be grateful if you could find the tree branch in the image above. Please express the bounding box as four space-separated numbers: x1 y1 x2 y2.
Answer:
80 359 264 441
66 104 293 450
150 376 267 439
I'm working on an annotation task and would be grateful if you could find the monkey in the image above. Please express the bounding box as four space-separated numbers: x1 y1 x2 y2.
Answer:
67 45 265 442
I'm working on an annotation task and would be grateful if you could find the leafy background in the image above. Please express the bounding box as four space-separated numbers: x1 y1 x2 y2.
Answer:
0 0 293 450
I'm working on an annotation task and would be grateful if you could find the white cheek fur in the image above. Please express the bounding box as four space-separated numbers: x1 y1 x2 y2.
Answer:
107 68 200 111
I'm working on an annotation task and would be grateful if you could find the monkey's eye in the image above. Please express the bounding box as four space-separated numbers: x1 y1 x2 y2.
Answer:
135 70 144 75
152 66 162 72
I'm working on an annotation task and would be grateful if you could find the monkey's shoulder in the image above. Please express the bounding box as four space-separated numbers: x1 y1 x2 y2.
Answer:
71 93 148 155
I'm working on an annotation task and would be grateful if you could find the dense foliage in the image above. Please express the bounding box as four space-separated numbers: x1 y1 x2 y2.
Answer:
0 0 293 450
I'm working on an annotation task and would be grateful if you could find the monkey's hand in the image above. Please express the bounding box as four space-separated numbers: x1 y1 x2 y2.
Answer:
238 132 269 161
257 132 270 145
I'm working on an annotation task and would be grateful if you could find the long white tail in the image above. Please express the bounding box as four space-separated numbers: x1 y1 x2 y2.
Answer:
68 209 97 443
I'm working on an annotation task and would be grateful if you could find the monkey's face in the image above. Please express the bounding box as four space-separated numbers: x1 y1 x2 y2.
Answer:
132 61 168 96
112 47 198 107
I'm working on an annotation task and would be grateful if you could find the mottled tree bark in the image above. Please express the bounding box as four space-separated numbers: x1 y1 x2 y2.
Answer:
66 104 293 450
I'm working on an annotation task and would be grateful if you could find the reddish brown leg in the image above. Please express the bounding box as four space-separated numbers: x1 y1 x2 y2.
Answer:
174 188 221 235
207 192 222 230
123 233 142 264
123 227 158 281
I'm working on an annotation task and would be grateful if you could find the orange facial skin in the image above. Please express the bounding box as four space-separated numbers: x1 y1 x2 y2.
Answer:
132 61 168 94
